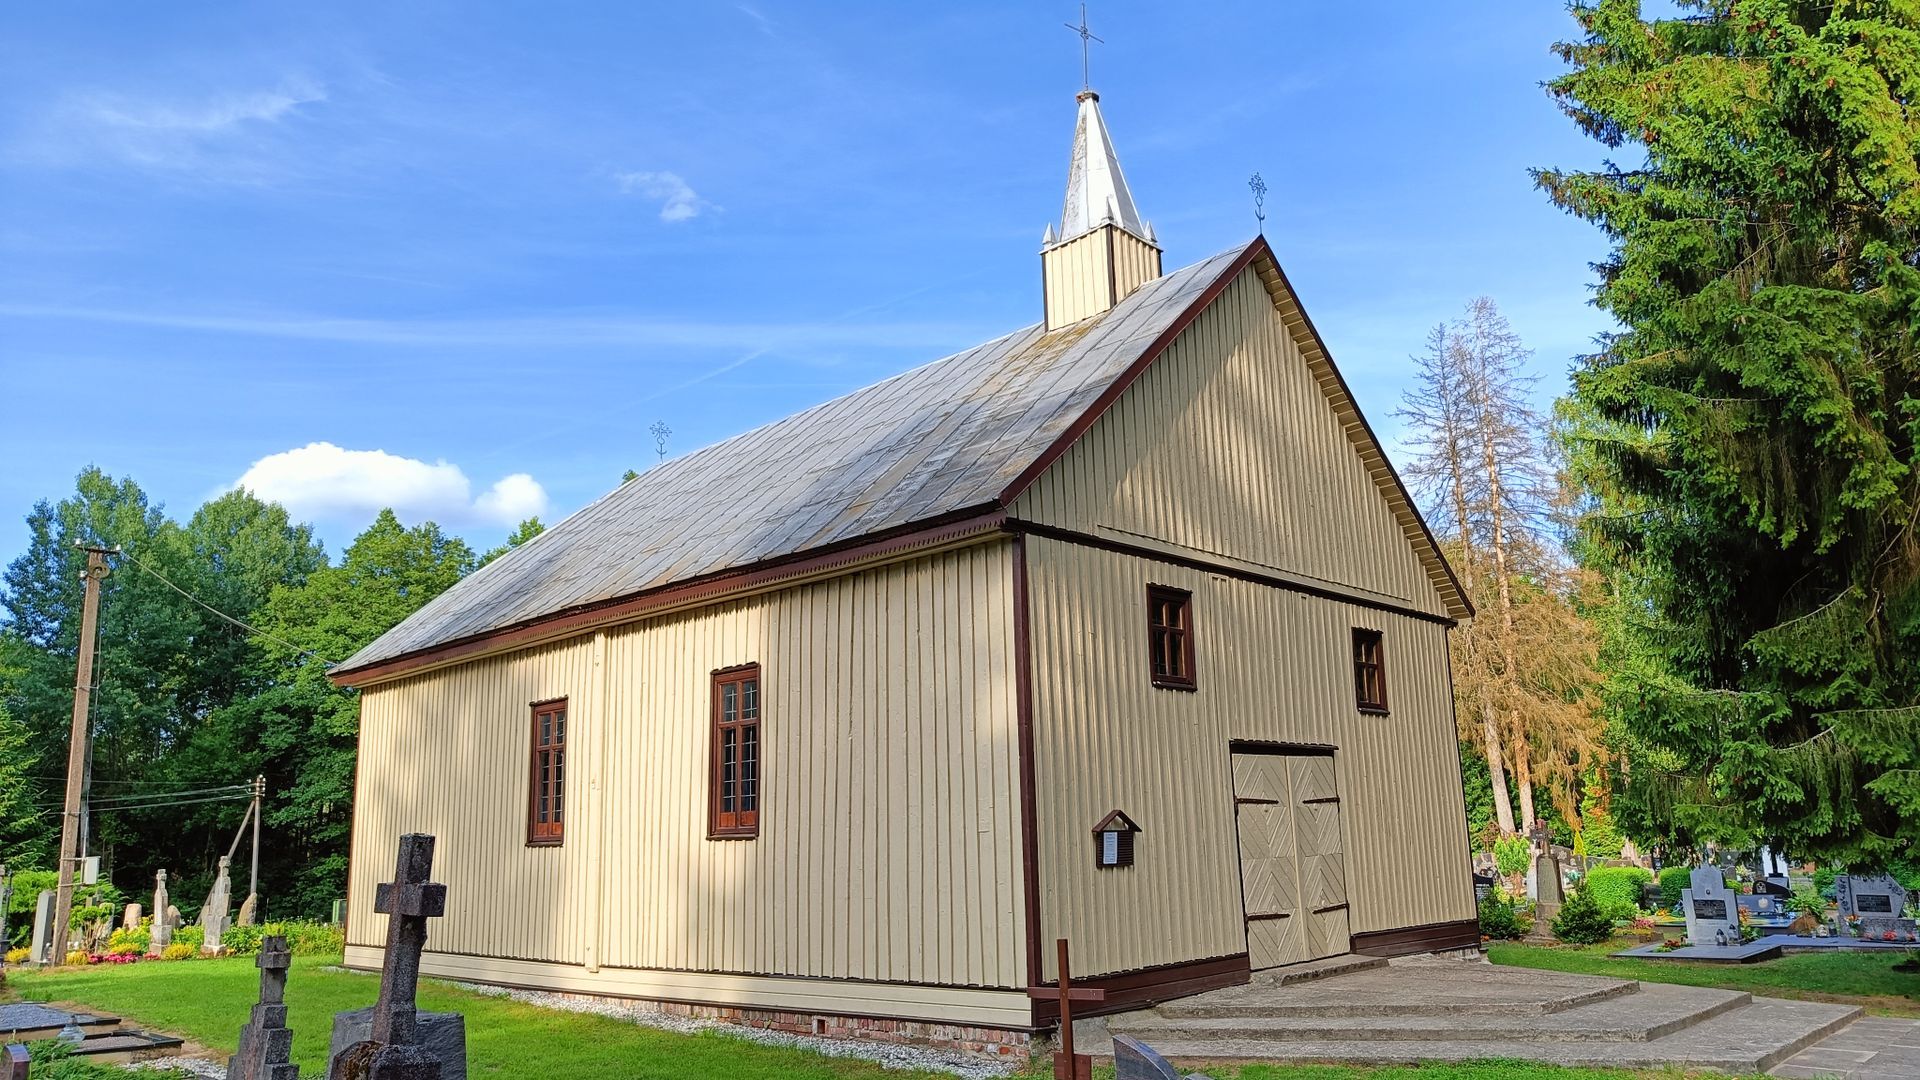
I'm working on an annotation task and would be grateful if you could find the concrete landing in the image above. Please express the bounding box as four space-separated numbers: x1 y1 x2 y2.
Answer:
1771 1015 1920 1079
1086 954 1864 1075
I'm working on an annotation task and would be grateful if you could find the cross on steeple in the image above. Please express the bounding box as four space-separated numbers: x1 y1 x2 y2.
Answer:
1064 3 1103 91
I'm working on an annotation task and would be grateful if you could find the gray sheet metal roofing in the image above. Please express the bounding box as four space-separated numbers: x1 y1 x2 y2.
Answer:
332 242 1254 677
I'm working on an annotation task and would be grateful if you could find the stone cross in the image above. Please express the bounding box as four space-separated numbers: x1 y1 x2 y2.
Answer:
201 857 234 954
330 833 448 1080
146 870 172 957
230 935 299 1080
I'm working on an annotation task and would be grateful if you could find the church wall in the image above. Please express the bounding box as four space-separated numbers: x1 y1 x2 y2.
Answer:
1014 266 1451 618
1023 535 1475 981
346 539 1028 1023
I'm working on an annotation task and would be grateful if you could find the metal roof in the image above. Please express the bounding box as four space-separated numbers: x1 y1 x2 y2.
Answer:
333 243 1253 677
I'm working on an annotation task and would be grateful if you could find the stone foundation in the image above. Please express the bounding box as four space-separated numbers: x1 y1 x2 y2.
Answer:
535 989 1031 1060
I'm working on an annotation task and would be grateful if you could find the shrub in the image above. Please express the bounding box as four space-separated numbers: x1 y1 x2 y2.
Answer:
223 923 265 956
219 920 344 957
63 950 88 965
4 946 29 964
1478 890 1529 940
1813 865 1838 898
160 943 196 961
1584 866 1653 922
1787 886 1827 918
1658 865 1693 909
1552 884 1616 945
107 925 150 954
172 925 204 949
1494 835 1532 878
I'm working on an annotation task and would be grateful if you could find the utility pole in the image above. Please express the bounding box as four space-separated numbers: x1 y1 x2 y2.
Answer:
248 775 263 920
48 544 114 966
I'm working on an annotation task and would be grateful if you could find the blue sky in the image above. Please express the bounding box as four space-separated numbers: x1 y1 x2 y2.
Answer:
0 2 1618 565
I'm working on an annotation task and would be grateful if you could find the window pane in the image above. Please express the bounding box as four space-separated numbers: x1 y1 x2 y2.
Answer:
555 710 566 743
742 723 758 811
723 682 737 723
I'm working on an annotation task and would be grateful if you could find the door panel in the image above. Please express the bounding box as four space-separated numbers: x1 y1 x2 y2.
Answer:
1232 750 1350 969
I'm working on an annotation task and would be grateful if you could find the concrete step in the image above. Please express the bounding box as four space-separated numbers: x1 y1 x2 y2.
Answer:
1155 964 1640 1019
1113 995 1862 1074
1247 953 1387 987
1115 983 1748 1043
69 1029 186 1066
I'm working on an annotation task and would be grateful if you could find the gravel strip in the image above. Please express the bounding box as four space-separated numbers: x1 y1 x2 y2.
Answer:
455 982 1023 1079
130 1058 226 1078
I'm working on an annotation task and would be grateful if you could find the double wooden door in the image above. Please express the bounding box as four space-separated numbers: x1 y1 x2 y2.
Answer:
1231 750 1350 969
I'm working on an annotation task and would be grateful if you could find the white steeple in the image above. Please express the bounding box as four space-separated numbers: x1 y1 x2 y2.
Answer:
1039 88 1163 331
1058 90 1148 243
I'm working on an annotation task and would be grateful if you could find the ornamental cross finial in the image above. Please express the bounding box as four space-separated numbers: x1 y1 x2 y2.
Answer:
1249 172 1268 235
1064 3 1103 91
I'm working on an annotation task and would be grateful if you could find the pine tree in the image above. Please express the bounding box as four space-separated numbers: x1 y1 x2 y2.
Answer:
1541 0 1920 864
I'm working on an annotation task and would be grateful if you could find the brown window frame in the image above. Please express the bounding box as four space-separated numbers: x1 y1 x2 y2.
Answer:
1352 628 1388 714
708 663 762 839
527 698 568 847
1147 584 1197 691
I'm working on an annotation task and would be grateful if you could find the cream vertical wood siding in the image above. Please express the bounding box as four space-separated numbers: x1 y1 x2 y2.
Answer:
347 541 1026 1006
1015 266 1448 617
1024 536 1474 981
1042 225 1161 330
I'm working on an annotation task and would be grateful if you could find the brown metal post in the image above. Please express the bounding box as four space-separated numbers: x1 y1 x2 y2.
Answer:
1057 938 1076 1075
48 545 111 966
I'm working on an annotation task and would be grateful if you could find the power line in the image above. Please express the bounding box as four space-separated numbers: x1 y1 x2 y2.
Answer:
120 547 337 666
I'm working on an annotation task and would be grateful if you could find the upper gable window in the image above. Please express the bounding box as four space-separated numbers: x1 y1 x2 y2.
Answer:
528 699 567 846
1353 629 1388 714
710 664 762 838
1147 585 1196 691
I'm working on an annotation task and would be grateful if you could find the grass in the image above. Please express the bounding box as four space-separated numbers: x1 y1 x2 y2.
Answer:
2 955 1765 1080
1489 941 1920 1017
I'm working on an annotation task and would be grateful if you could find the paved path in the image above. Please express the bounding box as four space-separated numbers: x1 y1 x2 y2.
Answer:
1771 1016 1920 1079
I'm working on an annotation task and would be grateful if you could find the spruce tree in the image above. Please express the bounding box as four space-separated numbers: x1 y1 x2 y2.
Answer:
1541 1 1920 864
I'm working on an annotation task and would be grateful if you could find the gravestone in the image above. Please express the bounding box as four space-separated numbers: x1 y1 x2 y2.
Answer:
28 890 55 964
1113 1034 1180 1080
230 935 299 1080
1682 865 1741 946
327 834 462 1080
1529 852 1565 940
201 856 234 954
329 1012 465 1080
3 1043 25 1080
1835 873 1915 940
146 871 173 957
123 903 142 931
238 893 258 928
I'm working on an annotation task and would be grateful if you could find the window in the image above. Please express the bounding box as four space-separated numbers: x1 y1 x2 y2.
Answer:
528 699 567 846
1147 585 1196 691
1352 629 1388 713
710 664 762 838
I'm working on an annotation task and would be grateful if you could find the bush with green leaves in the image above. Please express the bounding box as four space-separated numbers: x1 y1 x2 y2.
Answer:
1494 835 1532 878
1477 890 1529 941
172 924 204 949
1658 866 1693 910
1552 883 1616 945
220 920 344 957
1583 866 1652 923
107 924 150 954
1787 886 1826 919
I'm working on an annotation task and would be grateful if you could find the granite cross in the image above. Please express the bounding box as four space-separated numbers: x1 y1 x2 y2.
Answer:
230 934 298 1080
1028 938 1106 1080
370 834 447 1048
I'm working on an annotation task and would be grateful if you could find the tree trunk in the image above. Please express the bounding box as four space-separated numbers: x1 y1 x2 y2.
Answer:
1479 678 1517 835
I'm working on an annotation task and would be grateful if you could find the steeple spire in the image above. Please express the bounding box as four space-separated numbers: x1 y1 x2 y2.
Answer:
1059 90 1147 243
1039 81 1162 331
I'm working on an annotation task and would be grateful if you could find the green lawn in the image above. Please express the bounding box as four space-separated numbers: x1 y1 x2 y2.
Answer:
3 955 1763 1080
1488 942 1920 1016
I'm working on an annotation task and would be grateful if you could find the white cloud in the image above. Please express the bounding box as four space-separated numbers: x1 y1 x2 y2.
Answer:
615 170 714 222
233 442 548 527
16 78 325 176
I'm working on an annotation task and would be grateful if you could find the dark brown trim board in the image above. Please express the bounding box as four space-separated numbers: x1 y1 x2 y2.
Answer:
1011 535 1044 994
1030 953 1251 1028
1008 520 1455 628
1350 919 1481 957
333 507 1008 686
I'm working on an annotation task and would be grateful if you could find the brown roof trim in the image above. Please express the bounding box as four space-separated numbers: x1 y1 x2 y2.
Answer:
330 506 1009 687
998 238 1266 506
